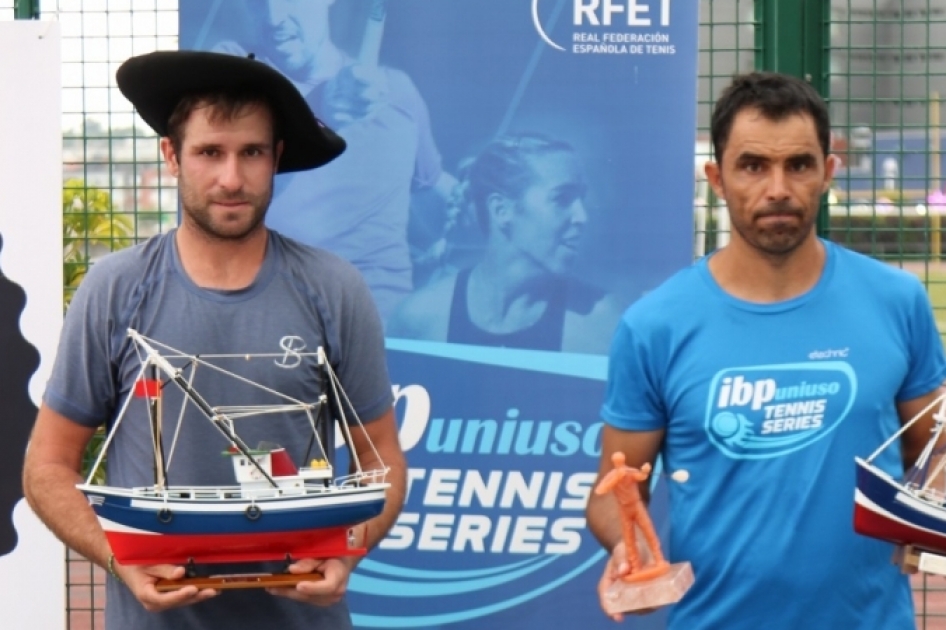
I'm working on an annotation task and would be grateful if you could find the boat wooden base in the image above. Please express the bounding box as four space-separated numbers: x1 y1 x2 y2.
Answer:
155 571 324 592
894 544 946 577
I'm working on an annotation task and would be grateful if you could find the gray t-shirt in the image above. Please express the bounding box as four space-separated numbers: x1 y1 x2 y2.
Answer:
45 229 393 629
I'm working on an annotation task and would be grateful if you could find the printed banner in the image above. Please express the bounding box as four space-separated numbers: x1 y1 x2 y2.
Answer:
180 1 697 627
0 20 65 630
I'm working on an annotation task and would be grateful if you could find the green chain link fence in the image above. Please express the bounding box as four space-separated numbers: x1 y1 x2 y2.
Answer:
829 2 946 626
7 0 946 626
16 5 178 629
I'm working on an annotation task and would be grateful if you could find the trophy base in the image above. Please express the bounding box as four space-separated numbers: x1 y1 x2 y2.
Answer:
155 571 323 592
603 562 694 615
894 544 946 577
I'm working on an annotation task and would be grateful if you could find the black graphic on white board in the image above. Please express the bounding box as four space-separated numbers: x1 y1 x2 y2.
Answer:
0 233 40 557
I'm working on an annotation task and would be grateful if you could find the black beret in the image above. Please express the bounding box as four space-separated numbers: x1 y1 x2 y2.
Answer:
116 50 345 173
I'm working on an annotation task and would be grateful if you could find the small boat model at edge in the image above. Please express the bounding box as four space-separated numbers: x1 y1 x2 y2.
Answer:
855 392 946 555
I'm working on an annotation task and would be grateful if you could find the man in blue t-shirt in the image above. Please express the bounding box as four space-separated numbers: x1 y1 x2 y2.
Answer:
22 51 407 630
585 72 946 629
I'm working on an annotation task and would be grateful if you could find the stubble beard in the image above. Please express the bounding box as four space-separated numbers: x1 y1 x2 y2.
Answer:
179 178 273 242
732 200 817 258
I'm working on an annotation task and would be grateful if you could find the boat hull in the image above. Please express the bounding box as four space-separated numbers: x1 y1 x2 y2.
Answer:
81 484 387 565
854 457 946 554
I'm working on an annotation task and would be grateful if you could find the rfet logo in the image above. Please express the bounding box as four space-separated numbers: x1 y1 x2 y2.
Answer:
704 362 857 460
532 0 673 51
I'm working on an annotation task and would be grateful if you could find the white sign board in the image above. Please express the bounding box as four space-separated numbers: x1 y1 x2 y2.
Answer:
0 20 65 630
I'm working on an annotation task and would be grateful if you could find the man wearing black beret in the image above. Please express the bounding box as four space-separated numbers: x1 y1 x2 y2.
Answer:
23 50 407 629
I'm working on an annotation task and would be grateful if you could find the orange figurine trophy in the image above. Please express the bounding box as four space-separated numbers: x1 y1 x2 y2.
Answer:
595 452 694 614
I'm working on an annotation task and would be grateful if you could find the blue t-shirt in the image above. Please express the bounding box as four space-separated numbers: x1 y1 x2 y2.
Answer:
44 229 393 630
602 240 946 629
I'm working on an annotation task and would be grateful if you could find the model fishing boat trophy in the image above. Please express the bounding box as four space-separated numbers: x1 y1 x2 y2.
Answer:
78 331 391 591
595 452 694 614
854 391 946 575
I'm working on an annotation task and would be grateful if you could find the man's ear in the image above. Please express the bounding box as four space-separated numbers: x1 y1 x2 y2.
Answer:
822 153 839 194
160 137 180 178
704 160 724 201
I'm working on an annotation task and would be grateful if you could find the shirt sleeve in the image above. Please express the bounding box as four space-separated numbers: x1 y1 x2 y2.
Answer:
897 280 946 402
600 315 667 431
42 259 123 427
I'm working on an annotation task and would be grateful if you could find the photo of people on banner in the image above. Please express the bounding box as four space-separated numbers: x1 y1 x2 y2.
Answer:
197 0 452 322
180 2 697 629
389 132 624 354
180 0 693 356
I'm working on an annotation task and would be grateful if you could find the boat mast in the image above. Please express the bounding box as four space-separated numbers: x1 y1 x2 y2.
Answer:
867 391 946 463
916 406 946 493
129 330 279 488
320 348 362 473
302 394 329 466
148 363 168 489
915 417 946 474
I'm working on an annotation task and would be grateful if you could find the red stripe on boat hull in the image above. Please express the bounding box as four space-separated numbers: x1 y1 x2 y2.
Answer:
107 525 365 565
854 503 946 555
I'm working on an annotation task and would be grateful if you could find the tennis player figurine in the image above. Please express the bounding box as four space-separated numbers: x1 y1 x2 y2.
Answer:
594 452 694 614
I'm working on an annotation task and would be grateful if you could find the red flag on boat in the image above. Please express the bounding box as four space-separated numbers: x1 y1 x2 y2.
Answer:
134 379 161 398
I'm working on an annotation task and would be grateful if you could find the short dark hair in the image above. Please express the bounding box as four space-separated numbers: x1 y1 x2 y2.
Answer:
166 91 283 157
710 72 831 163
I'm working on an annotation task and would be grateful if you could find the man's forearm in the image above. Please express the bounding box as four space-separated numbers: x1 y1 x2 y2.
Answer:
23 461 110 567
364 455 407 550
586 492 626 553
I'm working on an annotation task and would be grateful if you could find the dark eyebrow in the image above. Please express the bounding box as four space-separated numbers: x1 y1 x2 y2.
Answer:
786 153 817 164
189 142 272 153
734 151 818 164
734 152 768 164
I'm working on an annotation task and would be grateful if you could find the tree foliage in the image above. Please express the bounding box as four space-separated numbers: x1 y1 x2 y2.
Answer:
63 178 134 307
63 178 135 484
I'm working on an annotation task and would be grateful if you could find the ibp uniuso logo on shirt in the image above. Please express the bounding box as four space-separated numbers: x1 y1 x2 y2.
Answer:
704 362 856 459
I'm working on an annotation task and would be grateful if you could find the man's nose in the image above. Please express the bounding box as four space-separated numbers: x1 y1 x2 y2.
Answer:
218 154 243 191
765 168 790 201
